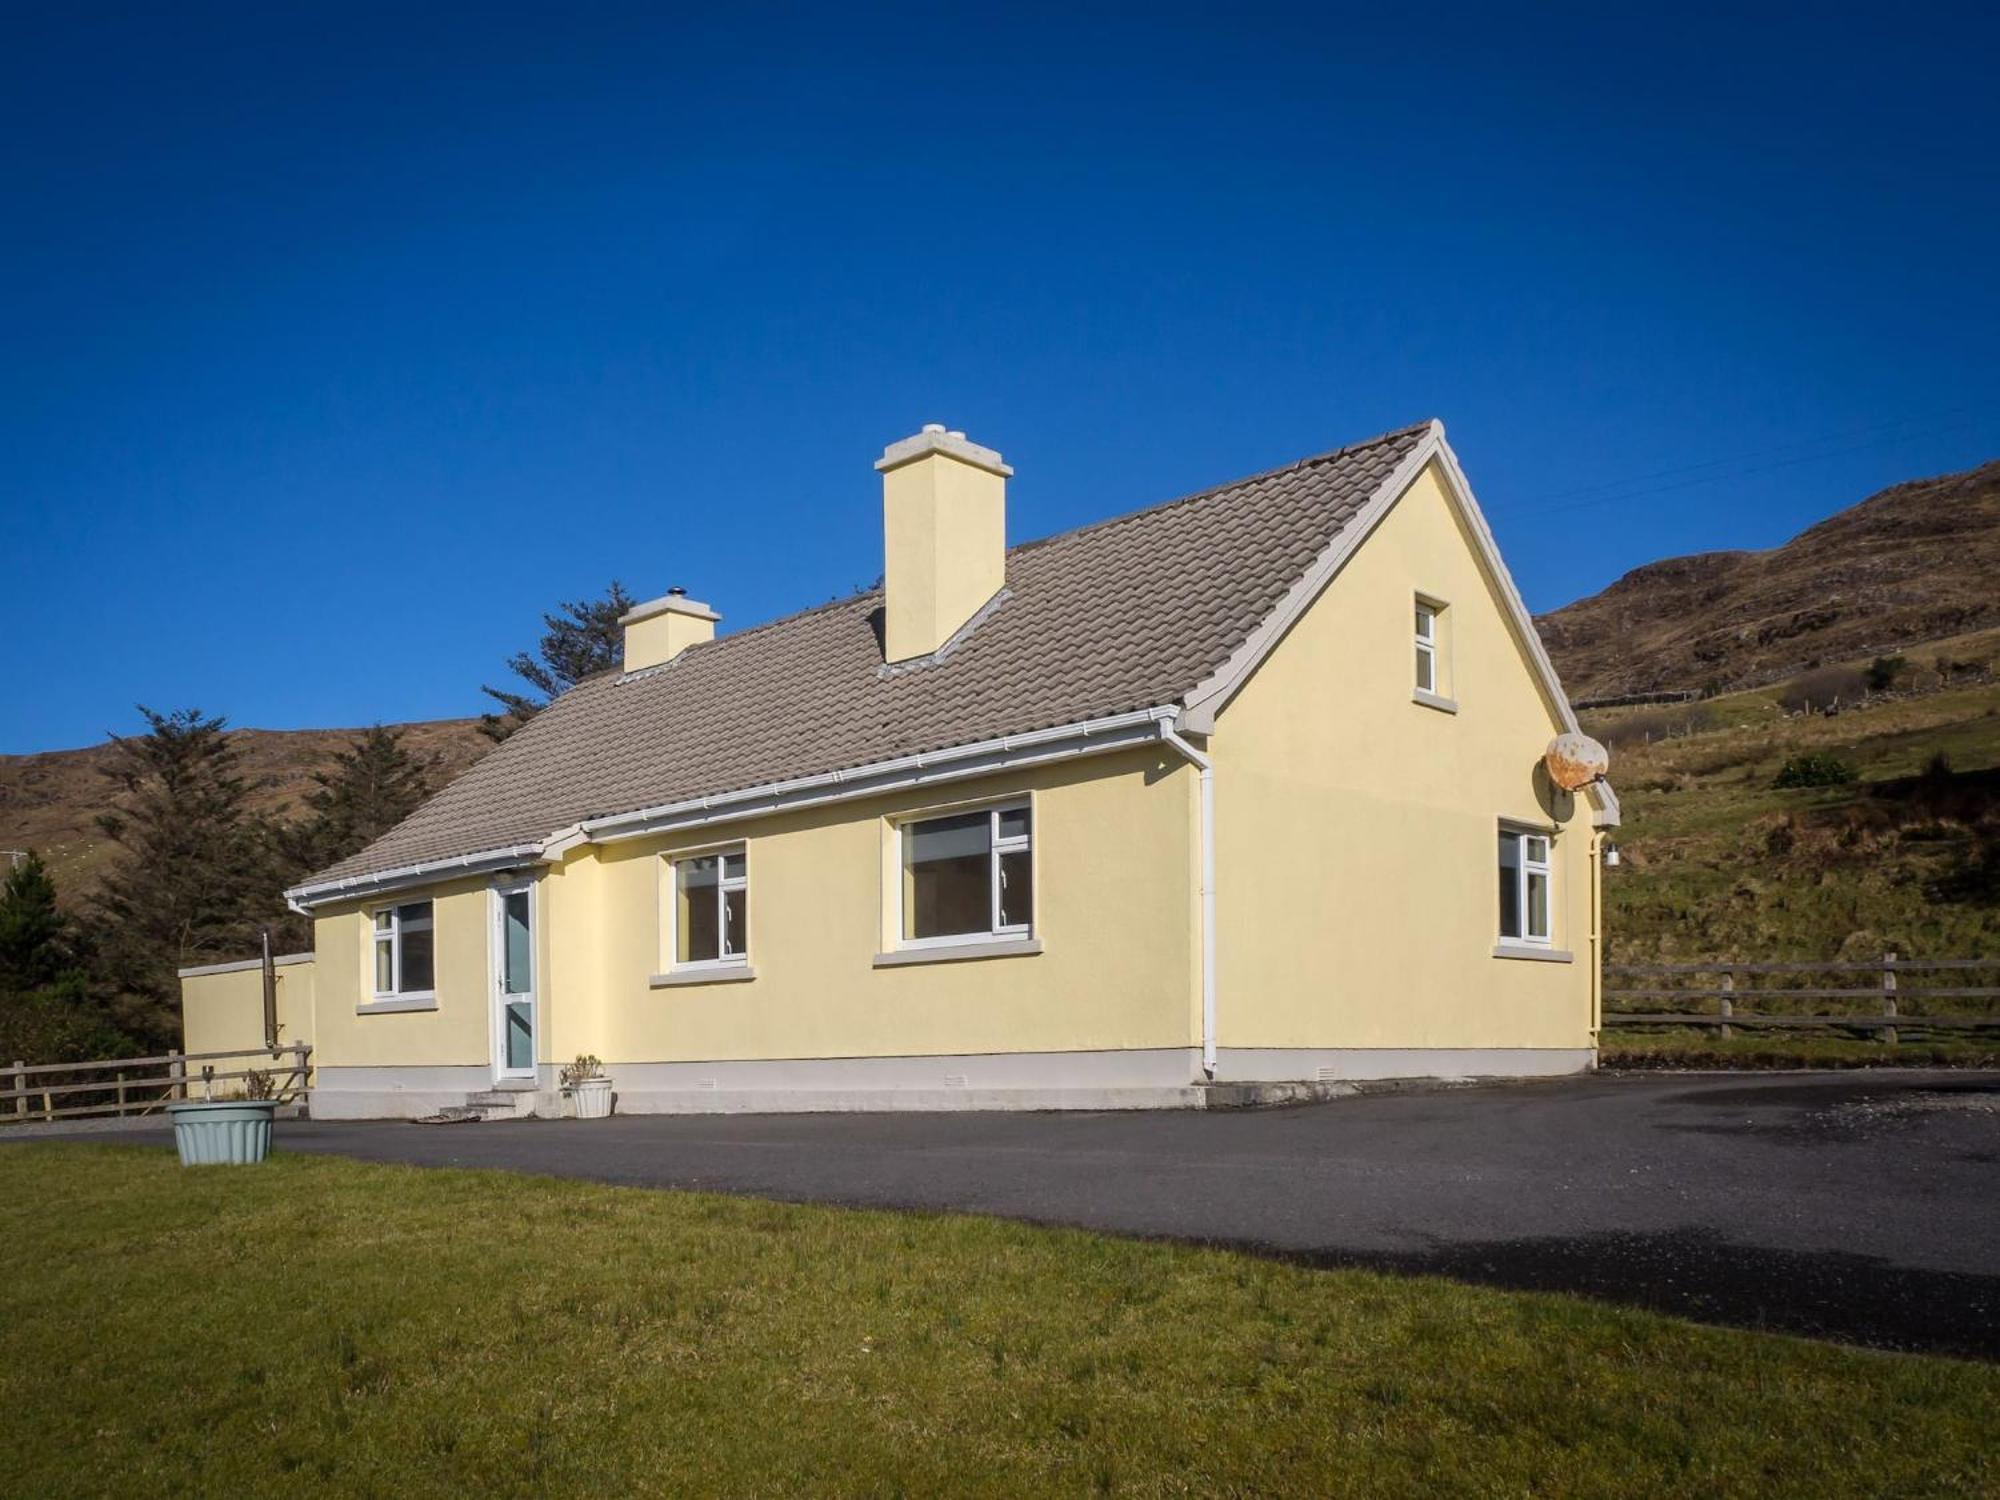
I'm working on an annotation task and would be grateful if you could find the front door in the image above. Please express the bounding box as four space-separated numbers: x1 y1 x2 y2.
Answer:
493 883 536 1082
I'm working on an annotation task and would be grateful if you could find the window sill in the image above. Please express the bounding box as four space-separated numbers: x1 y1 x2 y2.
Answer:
1491 944 1572 963
874 937 1043 968
357 994 438 1014
1412 688 1458 714
649 964 756 988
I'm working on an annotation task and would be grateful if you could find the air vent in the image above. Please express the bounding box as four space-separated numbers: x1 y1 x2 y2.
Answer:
943 1073 969 1088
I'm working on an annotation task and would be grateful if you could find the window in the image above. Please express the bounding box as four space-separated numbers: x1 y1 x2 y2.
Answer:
673 847 748 967
900 803 1032 945
1498 829 1552 945
1414 599 1441 694
372 901 435 996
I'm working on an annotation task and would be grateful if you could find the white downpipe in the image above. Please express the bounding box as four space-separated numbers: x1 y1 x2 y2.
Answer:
1159 723 1217 1078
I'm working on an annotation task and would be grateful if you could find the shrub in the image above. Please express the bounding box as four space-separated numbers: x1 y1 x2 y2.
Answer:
1865 655 1908 692
1772 752 1858 789
1779 666 1868 716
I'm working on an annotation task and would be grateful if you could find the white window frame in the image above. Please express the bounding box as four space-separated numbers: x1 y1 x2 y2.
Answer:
1498 825 1554 948
895 799 1033 951
370 899 435 1000
1414 599 1439 695
665 843 750 972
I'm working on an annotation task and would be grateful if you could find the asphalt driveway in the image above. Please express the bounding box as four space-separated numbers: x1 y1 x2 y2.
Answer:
60 1070 2000 1358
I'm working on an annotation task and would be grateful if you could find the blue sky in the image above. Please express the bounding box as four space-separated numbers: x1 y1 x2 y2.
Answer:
3 3 1995 752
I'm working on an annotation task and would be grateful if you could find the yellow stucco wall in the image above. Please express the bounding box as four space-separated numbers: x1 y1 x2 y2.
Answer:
179 958 317 1059
311 874 521 1069
1212 459 1599 1051
308 747 1199 1070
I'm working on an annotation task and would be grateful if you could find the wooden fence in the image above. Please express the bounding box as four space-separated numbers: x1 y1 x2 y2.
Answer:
1604 954 2000 1042
0 1044 313 1124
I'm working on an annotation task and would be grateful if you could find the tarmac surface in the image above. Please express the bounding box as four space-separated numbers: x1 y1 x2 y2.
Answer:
51 1069 2000 1358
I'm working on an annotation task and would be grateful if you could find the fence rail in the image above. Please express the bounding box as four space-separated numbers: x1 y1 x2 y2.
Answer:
1604 952 1999 1042
1 1044 312 1124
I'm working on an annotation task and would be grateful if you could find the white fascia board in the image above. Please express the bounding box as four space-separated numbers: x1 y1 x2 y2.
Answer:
580 705 1181 846
284 843 548 914
1177 420 1618 828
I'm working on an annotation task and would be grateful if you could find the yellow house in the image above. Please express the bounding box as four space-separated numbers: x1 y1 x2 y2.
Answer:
185 418 1618 1118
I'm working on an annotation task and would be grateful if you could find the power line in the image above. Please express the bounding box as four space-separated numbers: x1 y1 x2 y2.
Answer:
1499 415 1986 521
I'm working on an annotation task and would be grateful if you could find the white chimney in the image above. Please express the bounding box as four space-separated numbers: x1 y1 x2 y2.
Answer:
876 424 1011 663
619 587 718 672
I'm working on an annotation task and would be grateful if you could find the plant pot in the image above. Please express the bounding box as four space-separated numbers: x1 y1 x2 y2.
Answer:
167 1100 276 1165
568 1077 613 1120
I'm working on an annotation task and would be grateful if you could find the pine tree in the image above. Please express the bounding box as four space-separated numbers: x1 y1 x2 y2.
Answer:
480 581 633 740
0 852 77 993
91 707 284 1045
0 851 126 1063
279 724 435 879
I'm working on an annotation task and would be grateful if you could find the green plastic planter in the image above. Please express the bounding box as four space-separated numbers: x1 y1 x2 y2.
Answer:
167 1100 276 1165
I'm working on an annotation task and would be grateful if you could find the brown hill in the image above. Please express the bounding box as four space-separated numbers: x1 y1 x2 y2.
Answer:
0 720 492 908
1535 459 2000 702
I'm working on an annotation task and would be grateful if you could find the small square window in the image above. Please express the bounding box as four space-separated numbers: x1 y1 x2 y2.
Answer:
672 846 749 967
371 899 435 997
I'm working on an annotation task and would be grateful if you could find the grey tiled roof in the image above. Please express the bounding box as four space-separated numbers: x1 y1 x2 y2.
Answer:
307 421 1430 885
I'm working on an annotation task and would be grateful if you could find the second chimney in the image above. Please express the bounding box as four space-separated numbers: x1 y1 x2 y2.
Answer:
876 424 1011 663
620 587 719 673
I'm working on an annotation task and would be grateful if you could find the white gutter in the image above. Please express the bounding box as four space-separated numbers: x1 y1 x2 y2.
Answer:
286 707 1182 910
577 705 1180 846
1158 720 1217 1078
284 843 547 914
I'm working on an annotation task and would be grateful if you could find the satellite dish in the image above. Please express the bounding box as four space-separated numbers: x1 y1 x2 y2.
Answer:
1543 731 1609 793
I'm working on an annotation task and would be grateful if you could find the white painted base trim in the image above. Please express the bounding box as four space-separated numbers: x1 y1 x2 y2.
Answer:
606 1048 1205 1113
310 1065 542 1120
308 1047 1595 1118
1214 1047 1596 1083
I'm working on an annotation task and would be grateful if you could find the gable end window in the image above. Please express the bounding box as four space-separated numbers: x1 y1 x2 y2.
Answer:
372 901 435 997
1412 595 1455 706
900 803 1032 945
673 847 748 967
1498 828 1552 946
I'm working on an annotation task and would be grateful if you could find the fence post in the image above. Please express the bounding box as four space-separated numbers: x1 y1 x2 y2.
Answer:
10 1060 21 1119
116 1071 127 1116
1718 969 1734 1040
169 1050 185 1102
1882 951 1898 1046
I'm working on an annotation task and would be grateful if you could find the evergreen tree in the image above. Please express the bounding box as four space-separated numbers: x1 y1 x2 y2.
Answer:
0 852 74 992
91 707 283 1045
0 851 126 1063
278 724 435 879
481 580 633 740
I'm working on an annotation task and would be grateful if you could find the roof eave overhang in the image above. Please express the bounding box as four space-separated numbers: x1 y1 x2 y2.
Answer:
284 706 1185 911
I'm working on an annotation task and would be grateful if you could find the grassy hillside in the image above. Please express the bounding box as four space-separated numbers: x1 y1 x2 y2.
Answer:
1539 458 2000 702
1586 629 2000 964
0 720 491 907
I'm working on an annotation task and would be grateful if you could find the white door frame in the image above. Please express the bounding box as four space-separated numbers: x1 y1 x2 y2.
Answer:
490 880 538 1083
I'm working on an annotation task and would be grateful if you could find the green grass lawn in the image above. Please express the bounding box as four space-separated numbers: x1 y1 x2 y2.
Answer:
1 1146 1994 1497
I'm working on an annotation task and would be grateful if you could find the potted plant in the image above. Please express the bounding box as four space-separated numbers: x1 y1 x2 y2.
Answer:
561 1055 613 1119
167 1066 278 1166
